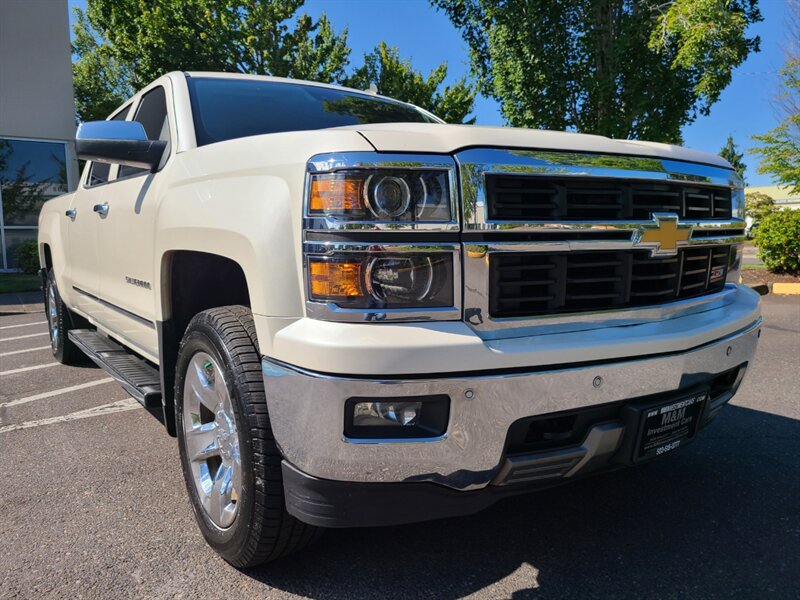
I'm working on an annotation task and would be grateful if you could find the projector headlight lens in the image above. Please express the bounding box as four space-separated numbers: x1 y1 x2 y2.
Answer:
308 170 451 223
308 252 454 309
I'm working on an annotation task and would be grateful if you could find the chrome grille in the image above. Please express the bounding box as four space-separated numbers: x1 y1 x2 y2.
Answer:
485 175 733 222
489 246 730 319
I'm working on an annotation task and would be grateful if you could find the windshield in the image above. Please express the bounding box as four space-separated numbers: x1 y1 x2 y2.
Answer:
187 77 439 146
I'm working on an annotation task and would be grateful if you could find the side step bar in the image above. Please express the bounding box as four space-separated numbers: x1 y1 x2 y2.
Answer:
68 329 163 418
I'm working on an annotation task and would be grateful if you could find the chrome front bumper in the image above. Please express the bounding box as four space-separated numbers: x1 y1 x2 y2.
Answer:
262 317 761 491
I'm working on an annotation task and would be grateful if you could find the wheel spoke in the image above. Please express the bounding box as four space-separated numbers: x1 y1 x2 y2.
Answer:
191 357 220 412
230 462 242 502
185 423 219 462
209 464 235 527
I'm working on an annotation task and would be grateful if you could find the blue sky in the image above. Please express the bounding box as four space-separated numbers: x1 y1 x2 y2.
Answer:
71 0 792 185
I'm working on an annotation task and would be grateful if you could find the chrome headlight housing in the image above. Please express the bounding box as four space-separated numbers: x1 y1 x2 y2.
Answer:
304 243 461 322
305 153 458 231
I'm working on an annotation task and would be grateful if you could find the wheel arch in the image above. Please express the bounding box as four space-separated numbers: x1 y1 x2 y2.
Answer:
157 249 252 436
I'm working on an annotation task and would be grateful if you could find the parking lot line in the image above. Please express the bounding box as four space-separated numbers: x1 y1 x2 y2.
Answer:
0 321 47 330
0 345 51 357
0 332 49 342
0 398 142 434
0 363 59 376
0 378 115 409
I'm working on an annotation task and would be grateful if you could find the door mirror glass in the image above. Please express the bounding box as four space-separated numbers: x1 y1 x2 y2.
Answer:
75 121 166 172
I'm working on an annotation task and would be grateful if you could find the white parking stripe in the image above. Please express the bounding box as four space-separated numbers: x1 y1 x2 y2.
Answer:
0 321 47 330
0 332 49 342
0 363 58 376
0 346 51 357
0 378 115 408
0 398 142 434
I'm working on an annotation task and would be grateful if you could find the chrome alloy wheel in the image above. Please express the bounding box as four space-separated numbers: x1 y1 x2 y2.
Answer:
182 352 242 529
47 281 59 352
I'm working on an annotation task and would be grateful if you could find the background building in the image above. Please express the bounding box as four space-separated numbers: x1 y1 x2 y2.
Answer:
744 184 800 212
0 0 78 271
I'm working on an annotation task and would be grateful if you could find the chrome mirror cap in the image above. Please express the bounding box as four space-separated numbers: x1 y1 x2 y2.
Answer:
76 120 148 141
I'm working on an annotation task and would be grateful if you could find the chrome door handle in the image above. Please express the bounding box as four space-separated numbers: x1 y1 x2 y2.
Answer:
93 203 109 217
65 209 77 220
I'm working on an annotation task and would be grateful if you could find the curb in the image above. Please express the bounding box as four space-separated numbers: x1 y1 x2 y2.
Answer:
772 282 800 295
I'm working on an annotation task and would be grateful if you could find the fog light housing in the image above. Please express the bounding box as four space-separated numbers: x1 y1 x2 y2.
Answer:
345 395 449 440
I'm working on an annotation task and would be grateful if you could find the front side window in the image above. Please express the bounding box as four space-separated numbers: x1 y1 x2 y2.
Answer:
187 77 439 146
118 86 170 178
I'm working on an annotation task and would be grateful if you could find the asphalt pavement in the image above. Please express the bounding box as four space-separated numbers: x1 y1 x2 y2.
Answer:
0 296 798 599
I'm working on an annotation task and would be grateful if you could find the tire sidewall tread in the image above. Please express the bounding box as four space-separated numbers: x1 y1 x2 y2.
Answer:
174 305 318 568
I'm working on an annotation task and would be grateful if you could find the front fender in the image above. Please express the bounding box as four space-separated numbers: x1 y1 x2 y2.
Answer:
154 172 303 320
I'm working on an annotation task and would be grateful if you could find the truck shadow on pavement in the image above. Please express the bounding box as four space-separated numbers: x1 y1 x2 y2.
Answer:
246 404 800 599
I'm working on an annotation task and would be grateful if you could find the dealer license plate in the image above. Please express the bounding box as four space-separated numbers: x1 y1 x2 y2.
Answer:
636 392 707 461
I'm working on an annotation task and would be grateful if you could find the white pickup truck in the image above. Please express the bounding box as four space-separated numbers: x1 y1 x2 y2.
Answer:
38 71 761 567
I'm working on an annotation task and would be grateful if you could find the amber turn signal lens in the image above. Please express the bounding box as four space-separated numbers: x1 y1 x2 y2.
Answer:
309 259 364 299
309 176 365 214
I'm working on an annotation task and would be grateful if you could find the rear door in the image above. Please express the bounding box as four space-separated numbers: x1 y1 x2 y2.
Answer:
94 84 172 360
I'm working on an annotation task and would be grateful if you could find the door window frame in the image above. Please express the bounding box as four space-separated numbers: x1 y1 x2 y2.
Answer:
80 81 175 190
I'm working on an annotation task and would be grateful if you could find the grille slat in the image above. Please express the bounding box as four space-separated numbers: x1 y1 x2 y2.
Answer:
486 175 732 221
489 246 730 318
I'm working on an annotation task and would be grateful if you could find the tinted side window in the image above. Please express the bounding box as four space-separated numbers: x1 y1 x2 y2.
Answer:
119 86 169 178
86 106 130 187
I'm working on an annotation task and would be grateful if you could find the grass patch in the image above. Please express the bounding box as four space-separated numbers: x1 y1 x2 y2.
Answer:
742 264 767 270
0 273 41 294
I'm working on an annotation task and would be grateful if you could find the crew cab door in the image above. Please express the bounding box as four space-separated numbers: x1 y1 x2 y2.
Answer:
65 105 131 316
94 84 172 361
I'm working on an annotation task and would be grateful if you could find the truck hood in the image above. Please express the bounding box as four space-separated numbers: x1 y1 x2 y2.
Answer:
347 123 732 170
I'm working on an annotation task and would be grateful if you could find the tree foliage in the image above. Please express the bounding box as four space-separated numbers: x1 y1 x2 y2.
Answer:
73 0 476 124
343 42 476 124
719 134 746 180
73 0 350 121
432 0 762 142
744 191 774 222
752 2 799 194
754 209 800 273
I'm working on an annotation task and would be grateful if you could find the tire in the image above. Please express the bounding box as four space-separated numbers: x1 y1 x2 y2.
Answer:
175 305 320 568
45 269 86 365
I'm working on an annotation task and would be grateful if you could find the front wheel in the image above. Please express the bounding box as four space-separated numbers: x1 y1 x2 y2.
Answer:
175 305 320 567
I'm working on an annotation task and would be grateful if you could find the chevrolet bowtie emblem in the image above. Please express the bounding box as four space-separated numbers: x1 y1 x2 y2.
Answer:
634 213 692 256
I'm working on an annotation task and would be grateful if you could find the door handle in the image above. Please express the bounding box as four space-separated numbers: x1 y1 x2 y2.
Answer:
65 209 77 220
93 203 109 217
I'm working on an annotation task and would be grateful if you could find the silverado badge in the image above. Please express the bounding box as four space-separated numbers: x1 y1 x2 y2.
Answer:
634 213 692 257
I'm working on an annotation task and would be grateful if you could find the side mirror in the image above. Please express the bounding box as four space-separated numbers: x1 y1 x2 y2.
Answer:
75 121 167 172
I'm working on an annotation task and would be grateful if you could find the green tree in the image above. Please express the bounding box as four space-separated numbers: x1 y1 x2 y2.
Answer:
72 0 350 121
744 191 775 222
432 0 762 142
719 134 746 180
343 42 476 124
752 3 799 194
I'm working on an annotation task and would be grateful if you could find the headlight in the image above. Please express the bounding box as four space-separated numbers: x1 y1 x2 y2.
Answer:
308 251 454 309
308 169 451 222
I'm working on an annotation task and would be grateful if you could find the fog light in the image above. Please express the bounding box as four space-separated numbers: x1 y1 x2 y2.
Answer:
353 401 423 427
345 395 449 440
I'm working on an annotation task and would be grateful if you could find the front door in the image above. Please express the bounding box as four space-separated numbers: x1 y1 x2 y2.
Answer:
95 85 172 361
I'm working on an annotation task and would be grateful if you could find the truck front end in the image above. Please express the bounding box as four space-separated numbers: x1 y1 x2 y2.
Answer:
264 147 760 528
